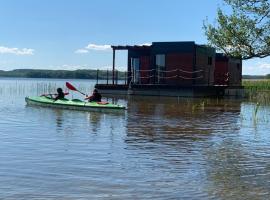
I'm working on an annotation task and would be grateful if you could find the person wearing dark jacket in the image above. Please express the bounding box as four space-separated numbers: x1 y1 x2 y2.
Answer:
85 88 102 102
54 88 65 101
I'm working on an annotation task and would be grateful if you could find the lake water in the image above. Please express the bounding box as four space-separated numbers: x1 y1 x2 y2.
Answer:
1 78 270 199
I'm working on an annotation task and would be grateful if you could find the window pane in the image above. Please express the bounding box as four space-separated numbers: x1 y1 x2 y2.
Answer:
156 54 165 67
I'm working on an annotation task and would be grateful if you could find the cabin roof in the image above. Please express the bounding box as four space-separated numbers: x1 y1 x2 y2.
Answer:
111 45 151 50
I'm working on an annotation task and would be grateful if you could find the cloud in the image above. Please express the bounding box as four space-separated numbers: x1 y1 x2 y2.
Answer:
243 60 270 75
75 43 111 54
258 62 270 69
0 46 34 55
85 44 111 51
75 49 89 54
75 42 151 54
138 43 151 46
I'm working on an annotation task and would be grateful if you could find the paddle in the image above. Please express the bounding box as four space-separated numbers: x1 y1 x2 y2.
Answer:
66 82 86 96
66 82 108 104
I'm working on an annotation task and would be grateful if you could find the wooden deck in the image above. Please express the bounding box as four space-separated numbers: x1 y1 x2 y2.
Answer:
95 84 244 97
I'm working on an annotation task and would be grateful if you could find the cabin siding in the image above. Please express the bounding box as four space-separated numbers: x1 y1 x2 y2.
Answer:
140 56 151 84
214 53 242 86
166 53 194 85
195 45 215 86
115 42 242 88
228 58 242 86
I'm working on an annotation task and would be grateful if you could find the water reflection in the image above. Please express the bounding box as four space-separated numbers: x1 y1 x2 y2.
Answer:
54 109 64 131
87 112 102 133
125 96 242 144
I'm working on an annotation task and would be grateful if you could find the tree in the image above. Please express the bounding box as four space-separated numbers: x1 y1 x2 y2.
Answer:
204 0 270 60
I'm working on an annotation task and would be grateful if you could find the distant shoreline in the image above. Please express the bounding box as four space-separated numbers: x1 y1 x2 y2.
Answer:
0 69 268 80
0 69 126 80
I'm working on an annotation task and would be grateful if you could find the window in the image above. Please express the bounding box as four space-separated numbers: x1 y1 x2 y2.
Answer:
156 54 165 83
131 58 140 84
156 54 165 67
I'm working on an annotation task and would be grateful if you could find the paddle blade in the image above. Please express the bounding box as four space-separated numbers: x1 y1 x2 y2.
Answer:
66 82 77 91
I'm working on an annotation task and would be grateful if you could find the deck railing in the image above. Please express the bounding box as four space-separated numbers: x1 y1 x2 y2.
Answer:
96 67 206 85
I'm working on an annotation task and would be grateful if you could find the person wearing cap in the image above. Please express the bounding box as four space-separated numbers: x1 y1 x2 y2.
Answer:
85 88 102 102
54 88 65 101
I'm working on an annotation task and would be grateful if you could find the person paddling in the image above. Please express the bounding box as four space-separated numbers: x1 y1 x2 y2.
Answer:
85 88 102 102
54 88 65 101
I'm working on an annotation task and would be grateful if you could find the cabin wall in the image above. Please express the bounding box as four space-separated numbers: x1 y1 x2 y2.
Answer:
128 49 151 84
214 54 242 86
214 54 229 85
140 56 151 84
214 60 228 85
166 53 194 85
151 42 195 86
126 42 223 87
228 58 242 86
195 46 215 86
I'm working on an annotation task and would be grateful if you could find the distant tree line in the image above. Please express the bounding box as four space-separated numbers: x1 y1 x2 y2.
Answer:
0 69 127 80
1 69 269 80
243 74 270 79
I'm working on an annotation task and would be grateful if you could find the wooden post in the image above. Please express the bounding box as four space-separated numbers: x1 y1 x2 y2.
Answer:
112 49 115 85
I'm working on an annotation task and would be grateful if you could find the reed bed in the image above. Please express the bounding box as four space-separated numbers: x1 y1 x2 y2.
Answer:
243 79 270 91
243 79 270 104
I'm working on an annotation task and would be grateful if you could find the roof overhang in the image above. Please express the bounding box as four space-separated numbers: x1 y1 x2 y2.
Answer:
111 45 151 50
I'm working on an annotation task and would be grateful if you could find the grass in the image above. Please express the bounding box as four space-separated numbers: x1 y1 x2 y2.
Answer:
242 79 270 104
242 79 270 91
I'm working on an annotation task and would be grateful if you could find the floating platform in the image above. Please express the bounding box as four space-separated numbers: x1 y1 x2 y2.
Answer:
95 84 244 98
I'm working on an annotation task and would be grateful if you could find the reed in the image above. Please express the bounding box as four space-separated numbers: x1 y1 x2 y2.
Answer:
243 79 270 91
253 102 260 121
243 79 270 104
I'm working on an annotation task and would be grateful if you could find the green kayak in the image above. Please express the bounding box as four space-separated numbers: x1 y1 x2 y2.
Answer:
25 96 126 112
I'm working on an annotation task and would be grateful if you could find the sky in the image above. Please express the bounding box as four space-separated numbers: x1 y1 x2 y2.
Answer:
0 0 269 75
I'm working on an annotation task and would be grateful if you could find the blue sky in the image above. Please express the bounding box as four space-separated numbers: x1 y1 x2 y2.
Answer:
0 0 269 75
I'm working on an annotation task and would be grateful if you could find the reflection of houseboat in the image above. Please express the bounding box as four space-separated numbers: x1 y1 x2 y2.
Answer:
95 41 243 97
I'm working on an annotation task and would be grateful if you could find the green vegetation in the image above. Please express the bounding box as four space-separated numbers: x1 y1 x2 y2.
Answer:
204 0 270 60
243 79 270 91
0 69 126 80
243 79 270 104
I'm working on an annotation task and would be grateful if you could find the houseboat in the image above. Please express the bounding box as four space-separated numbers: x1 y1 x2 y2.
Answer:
95 41 243 97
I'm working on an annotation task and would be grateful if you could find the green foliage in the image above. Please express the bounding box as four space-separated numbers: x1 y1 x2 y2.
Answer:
0 69 126 80
204 0 270 60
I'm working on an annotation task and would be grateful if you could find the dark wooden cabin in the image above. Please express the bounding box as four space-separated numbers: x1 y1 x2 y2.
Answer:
112 41 216 87
96 41 243 97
